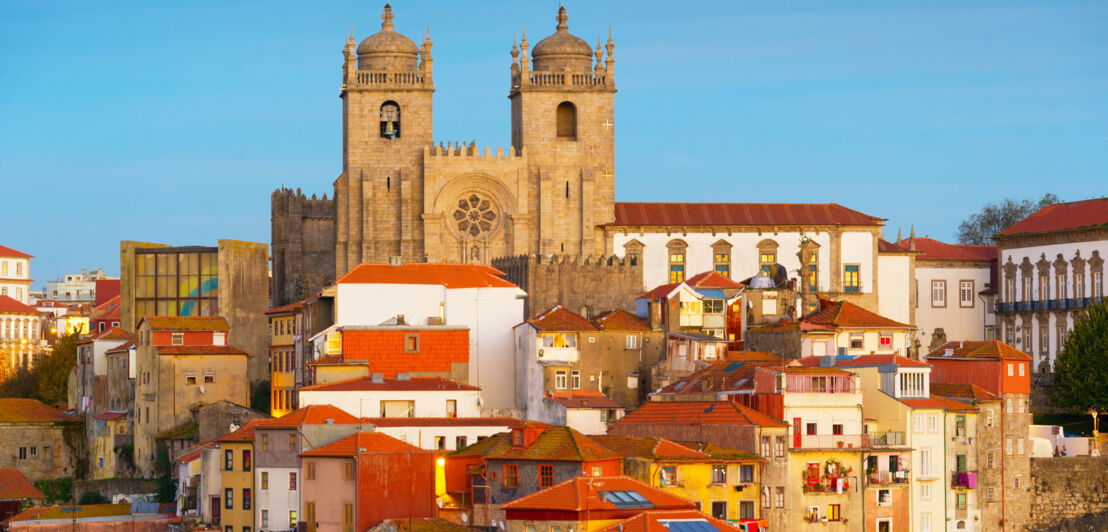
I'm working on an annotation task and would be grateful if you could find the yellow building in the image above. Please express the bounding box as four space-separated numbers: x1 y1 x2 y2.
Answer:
267 302 303 417
217 419 264 532
90 412 128 480
592 436 763 524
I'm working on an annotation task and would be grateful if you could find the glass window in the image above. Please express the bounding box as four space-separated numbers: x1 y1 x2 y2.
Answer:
711 465 726 484
504 464 519 488
555 370 568 390
844 265 860 293
539 464 554 488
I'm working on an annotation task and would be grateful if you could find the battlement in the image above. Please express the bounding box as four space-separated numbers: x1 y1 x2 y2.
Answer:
271 187 334 219
495 253 637 268
425 142 523 158
493 254 642 319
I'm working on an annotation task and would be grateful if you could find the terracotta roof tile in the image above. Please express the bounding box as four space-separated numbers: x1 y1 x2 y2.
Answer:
527 305 599 332
7 504 142 523
300 375 479 392
614 402 787 427
927 395 978 412
925 340 1032 361
685 271 744 290
377 518 478 532
156 345 250 356
591 436 710 460
106 339 136 354
655 359 780 396
337 263 518 289
143 316 230 331
0 295 40 315
793 354 930 368
502 475 695 512
300 431 423 457
79 326 134 345
897 237 996 262
929 383 999 400
592 309 652 331
0 468 45 500
260 404 360 428
90 296 121 321
266 300 304 315
803 299 910 329
597 510 744 532
0 399 78 423
362 417 525 428
450 425 618 462
877 239 913 253
998 197 1108 237
546 390 624 409
610 202 884 228
0 245 32 258
898 398 950 409
216 418 268 442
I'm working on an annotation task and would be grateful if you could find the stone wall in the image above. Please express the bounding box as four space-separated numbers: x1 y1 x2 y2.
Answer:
492 254 642 319
744 328 802 360
271 187 335 306
0 423 81 482
1029 456 1108 530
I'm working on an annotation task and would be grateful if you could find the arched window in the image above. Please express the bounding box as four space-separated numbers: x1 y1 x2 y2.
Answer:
667 239 688 284
556 102 577 140
380 101 401 139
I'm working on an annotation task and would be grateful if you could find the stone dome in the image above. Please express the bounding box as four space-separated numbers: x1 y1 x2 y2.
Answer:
531 7 595 72
357 4 420 71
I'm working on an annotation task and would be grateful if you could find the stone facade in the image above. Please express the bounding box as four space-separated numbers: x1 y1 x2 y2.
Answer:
0 422 80 482
332 6 615 277
1029 457 1108 530
271 188 335 307
493 254 642 319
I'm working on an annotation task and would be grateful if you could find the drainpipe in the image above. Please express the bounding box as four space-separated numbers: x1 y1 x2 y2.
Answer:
942 412 948 531
999 370 1006 532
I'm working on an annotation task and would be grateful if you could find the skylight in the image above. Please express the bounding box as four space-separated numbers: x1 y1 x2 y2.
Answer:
600 490 653 508
660 520 722 532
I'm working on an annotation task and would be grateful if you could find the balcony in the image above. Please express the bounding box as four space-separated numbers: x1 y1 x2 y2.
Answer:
869 431 906 447
792 434 869 450
997 297 1105 314
951 471 977 489
867 470 910 485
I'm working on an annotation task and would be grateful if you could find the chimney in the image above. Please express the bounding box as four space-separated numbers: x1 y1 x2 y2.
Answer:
371 373 384 383
388 256 403 266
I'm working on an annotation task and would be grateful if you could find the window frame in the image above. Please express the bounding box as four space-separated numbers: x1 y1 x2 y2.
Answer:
503 464 519 488
931 280 947 308
959 280 975 308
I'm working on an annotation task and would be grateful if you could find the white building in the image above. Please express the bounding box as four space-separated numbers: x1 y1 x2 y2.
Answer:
904 237 997 351
0 295 41 373
297 375 482 418
363 417 524 450
608 202 915 324
45 268 116 305
995 197 1108 373
0 245 32 305
332 262 526 408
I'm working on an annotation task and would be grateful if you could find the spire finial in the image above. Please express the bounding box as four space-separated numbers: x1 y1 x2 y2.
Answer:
897 227 902 243
556 6 568 31
909 225 916 251
511 35 520 59
381 3 395 30
521 27 528 47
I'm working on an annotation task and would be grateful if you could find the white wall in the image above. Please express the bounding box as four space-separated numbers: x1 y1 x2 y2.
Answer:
914 264 992 349
256 466 298 531
335 284 445 326
565 409 608 436
876 255 912 325
374 424 514 450
298 389 481 418
840 232 875 294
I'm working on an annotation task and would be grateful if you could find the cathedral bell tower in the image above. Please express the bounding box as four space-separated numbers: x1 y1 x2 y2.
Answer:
335 4 434 277
510 7 616 257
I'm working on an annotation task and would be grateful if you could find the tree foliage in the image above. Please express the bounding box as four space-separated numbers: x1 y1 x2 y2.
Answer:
0 333 79 406
956 193 1060 245
78 491 110 505
1051 300 1108 417
251 380 271 415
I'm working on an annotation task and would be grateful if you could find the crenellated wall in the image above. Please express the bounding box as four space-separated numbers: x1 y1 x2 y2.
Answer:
271 187 335 305
493 254 641 318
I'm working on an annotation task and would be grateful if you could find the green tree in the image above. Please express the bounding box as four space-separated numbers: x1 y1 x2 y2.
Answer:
956 193 1060 245
1051 300 1108 433
252 380 271 415
33 333 79 406
78 491 110 505
0 367 37 398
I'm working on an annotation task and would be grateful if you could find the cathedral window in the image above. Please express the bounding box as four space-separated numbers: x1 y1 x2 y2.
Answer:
380 101 401 139
556 102 577 140
667 240 687 284
451 193 499 239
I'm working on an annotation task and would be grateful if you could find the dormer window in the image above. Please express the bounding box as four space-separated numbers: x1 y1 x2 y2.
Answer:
171 333 184 346
512 428 525 447
380 101 401 139
213 332 226 346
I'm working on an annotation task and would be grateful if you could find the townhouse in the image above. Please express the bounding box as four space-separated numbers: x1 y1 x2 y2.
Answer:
501 476 697 532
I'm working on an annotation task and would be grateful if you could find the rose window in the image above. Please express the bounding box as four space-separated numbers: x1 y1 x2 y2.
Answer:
452 193 498 238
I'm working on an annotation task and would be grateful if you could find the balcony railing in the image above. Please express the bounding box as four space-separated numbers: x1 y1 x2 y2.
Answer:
997 297 1105 314
792 434 868 450
951 471 977 488
351 70 428 88
867 470 910 485
869 431 906 447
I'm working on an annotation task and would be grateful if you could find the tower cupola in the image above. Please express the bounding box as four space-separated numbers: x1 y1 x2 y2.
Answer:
357 4 420 71
531 7 594 72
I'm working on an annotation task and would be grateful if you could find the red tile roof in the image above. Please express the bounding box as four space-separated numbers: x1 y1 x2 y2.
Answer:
0 468 45 500
362 416 525 428
143 316 230 331
998 197 1108 237
927 395 978 412
685 271 744 289
655 359 781 396
0 295 39 315
79 326 134 345
613 402 787 427
546 390 625 409
451 425 618 462
0 399 78 423
299 375 480 392
300 431 423 457
0 245 32 258
336 263 518 289
592 309 652 331
611 202 884 227
793 354 930 368
803 299 910 329
216 418 269 442
93 411 127 421
156 345 249 356
877 239 913 253
91 295 121 321
527 305 599 332
929 382 999 400
260 404 360 428
897 237 996 262
926 340 1032 361
502 475 695 512
597 510 744 532
266 301 304 315
106 340 136 354
898 398 950 409
591 436 710 461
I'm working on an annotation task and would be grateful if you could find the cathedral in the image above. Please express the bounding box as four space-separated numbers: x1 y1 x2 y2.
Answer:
333 4 615 275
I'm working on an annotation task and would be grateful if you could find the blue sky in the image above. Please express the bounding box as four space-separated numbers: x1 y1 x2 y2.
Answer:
2 1 1105 284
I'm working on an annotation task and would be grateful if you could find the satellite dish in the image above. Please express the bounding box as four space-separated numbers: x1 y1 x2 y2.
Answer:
461 514 468 523
500 523 506 531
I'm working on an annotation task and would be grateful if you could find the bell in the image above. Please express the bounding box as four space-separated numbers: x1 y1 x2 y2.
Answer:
384 121 395 136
